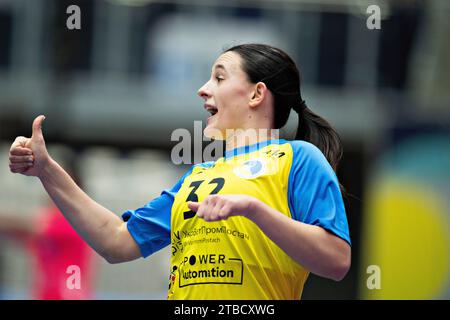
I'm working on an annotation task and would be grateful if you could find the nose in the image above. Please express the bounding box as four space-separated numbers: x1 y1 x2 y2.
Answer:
197 81 211 100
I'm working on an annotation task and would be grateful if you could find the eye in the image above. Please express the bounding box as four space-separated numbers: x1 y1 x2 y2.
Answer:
215 76 224 83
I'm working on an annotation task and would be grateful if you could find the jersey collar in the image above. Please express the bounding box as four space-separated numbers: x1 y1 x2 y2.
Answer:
224 139 286 160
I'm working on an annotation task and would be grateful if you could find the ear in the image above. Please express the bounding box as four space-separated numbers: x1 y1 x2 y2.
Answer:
249 82 268 109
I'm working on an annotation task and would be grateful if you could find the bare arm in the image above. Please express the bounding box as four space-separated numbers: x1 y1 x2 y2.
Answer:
38 158 141 263
247 198 351 281
8 115 141 263
189 194 351 281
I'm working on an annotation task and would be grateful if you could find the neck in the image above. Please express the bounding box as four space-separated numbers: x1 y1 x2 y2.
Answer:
225 128 279 151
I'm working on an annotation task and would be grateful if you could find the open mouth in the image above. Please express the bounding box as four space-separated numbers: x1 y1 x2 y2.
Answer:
205 104 218 117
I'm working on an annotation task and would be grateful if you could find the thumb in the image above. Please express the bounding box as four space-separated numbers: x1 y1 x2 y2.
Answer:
187 201 200 212
31 115 46 140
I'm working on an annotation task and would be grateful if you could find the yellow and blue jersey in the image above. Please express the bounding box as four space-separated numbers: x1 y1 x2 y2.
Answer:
122 139 351 299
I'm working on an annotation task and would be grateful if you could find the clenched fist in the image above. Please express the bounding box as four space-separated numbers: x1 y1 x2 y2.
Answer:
9 115 50 177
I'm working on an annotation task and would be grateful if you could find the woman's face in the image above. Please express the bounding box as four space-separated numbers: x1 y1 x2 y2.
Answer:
198 51 254 139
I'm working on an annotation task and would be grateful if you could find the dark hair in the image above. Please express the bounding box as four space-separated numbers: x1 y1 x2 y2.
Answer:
225 43 343 173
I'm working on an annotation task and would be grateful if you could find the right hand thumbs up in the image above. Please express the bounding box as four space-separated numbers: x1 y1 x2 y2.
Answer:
9 115 51 177
31 115 46 142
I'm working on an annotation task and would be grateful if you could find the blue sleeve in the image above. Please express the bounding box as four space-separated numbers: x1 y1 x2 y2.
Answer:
122 167 194 258
287 141 351 246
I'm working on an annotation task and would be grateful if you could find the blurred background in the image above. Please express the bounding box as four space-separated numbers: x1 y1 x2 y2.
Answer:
0 0 449 299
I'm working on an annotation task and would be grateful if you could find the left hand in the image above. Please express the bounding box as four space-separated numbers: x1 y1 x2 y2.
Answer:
187 194 256 222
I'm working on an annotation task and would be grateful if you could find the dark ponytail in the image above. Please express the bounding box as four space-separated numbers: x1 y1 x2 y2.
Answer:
294 101 343 172
225 43 344 174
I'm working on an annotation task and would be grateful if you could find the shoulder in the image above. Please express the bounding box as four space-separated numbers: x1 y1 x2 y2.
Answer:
181 161 215 175
285 140 329 167
189 161 216 173
284 140 338 185
193 161 216 169
176 161 217 182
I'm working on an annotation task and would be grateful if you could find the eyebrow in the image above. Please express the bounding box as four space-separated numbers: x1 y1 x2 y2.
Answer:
213 64 227 72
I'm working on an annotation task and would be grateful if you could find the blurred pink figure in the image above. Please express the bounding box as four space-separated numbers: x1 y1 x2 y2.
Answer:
0 203 97 300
